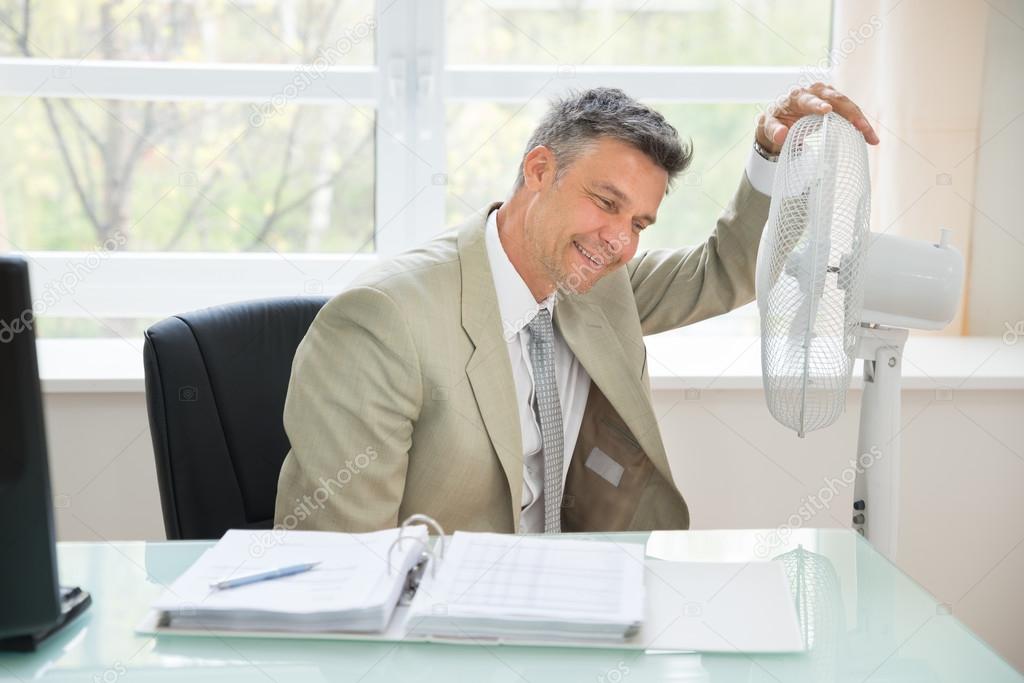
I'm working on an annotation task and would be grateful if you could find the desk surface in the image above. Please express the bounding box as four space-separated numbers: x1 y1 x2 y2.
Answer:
1 529 1020 682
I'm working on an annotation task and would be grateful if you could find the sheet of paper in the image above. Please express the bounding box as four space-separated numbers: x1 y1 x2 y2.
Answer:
152 527 425 616
412 532 645 625
633 559 804 653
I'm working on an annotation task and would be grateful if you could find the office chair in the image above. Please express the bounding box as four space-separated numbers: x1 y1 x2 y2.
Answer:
143 296 329 540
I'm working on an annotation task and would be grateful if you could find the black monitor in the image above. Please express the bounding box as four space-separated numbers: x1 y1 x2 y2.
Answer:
0 255 90 651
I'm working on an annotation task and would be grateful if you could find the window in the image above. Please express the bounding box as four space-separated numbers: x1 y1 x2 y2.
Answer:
0 2 376 64
446 0 831 67
0 0 832 337
2 98 375 253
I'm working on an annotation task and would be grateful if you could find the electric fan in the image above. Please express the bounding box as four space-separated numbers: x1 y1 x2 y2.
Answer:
756 112 964 561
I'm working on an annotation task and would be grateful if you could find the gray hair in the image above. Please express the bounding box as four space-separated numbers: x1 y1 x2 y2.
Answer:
513 87 692 193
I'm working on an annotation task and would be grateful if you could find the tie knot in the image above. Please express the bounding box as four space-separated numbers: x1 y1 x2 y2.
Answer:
527 308 552 334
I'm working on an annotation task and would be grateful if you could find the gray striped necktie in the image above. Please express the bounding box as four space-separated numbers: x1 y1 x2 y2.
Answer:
526 308 563 534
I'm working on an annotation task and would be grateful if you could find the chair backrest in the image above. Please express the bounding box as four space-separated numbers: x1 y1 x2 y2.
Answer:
143 297 328 540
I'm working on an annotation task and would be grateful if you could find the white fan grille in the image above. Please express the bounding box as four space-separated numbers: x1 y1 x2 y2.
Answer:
756 113 870 436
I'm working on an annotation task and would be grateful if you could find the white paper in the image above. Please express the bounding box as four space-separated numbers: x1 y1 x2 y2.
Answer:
407 532 645 640
634 559 804 653
151 527 426 632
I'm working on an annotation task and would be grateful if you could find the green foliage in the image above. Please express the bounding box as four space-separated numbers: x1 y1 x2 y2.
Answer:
447 0 830 66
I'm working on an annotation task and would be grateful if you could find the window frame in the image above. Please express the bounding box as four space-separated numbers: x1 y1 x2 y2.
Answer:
0 0 829 320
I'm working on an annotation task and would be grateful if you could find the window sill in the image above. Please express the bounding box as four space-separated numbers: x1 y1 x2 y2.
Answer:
36 334 1024 395
38 338 147 394
643 333 1024 391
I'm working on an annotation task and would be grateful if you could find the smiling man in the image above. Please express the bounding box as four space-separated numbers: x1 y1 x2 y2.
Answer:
274 85 878 534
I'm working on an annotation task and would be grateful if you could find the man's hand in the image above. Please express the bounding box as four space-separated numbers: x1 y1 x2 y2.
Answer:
756 82 880 155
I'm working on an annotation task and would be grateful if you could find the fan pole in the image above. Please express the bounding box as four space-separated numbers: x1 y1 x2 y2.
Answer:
852 326 909 563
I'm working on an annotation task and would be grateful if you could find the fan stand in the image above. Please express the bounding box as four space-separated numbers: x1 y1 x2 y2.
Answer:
852 324 909 563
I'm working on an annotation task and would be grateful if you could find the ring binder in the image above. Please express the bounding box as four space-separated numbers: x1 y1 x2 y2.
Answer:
137 524 805 653
388 514 447 606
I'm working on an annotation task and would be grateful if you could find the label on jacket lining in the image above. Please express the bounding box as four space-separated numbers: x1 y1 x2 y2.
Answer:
585 447 624 487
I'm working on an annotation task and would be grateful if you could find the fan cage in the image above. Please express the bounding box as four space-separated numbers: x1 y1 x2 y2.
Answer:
758 113 871 436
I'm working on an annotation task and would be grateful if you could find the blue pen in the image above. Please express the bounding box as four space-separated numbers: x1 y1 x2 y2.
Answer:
209 561 321 590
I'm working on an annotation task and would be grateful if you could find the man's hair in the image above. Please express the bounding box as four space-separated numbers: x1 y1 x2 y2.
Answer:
513 87 693 193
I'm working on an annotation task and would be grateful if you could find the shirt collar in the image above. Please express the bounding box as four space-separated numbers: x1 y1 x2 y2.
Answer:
484 207 556 341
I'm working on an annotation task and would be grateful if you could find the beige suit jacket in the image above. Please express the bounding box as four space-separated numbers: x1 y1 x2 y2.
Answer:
274 172 770 533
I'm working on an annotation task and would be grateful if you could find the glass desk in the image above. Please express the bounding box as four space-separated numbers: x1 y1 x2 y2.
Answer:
1 529 1019 682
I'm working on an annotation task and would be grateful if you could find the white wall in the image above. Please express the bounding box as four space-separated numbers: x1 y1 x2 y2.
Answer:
43 380 1024 671
45 393 164 542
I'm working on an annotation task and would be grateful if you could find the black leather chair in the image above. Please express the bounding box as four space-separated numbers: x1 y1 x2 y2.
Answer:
143 297 329 540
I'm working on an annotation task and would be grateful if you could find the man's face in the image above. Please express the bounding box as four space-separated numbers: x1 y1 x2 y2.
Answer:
522 137 668 296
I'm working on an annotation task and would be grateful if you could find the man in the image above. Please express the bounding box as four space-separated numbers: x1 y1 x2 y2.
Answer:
274 84 878 534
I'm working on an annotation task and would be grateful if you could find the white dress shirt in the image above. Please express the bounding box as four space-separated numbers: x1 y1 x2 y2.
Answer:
484 208 591 533
484 147 776 533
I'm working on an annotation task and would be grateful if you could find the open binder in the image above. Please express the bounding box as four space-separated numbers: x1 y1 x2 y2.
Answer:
137 515 805 653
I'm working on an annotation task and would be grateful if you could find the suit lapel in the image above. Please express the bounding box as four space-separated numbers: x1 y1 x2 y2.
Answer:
554 289 673 485
457 203 524 528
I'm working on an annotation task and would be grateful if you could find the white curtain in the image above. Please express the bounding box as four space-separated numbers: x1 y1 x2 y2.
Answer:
832 0 990 335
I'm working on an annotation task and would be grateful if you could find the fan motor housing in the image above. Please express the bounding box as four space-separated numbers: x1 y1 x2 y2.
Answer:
858 230 964 330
